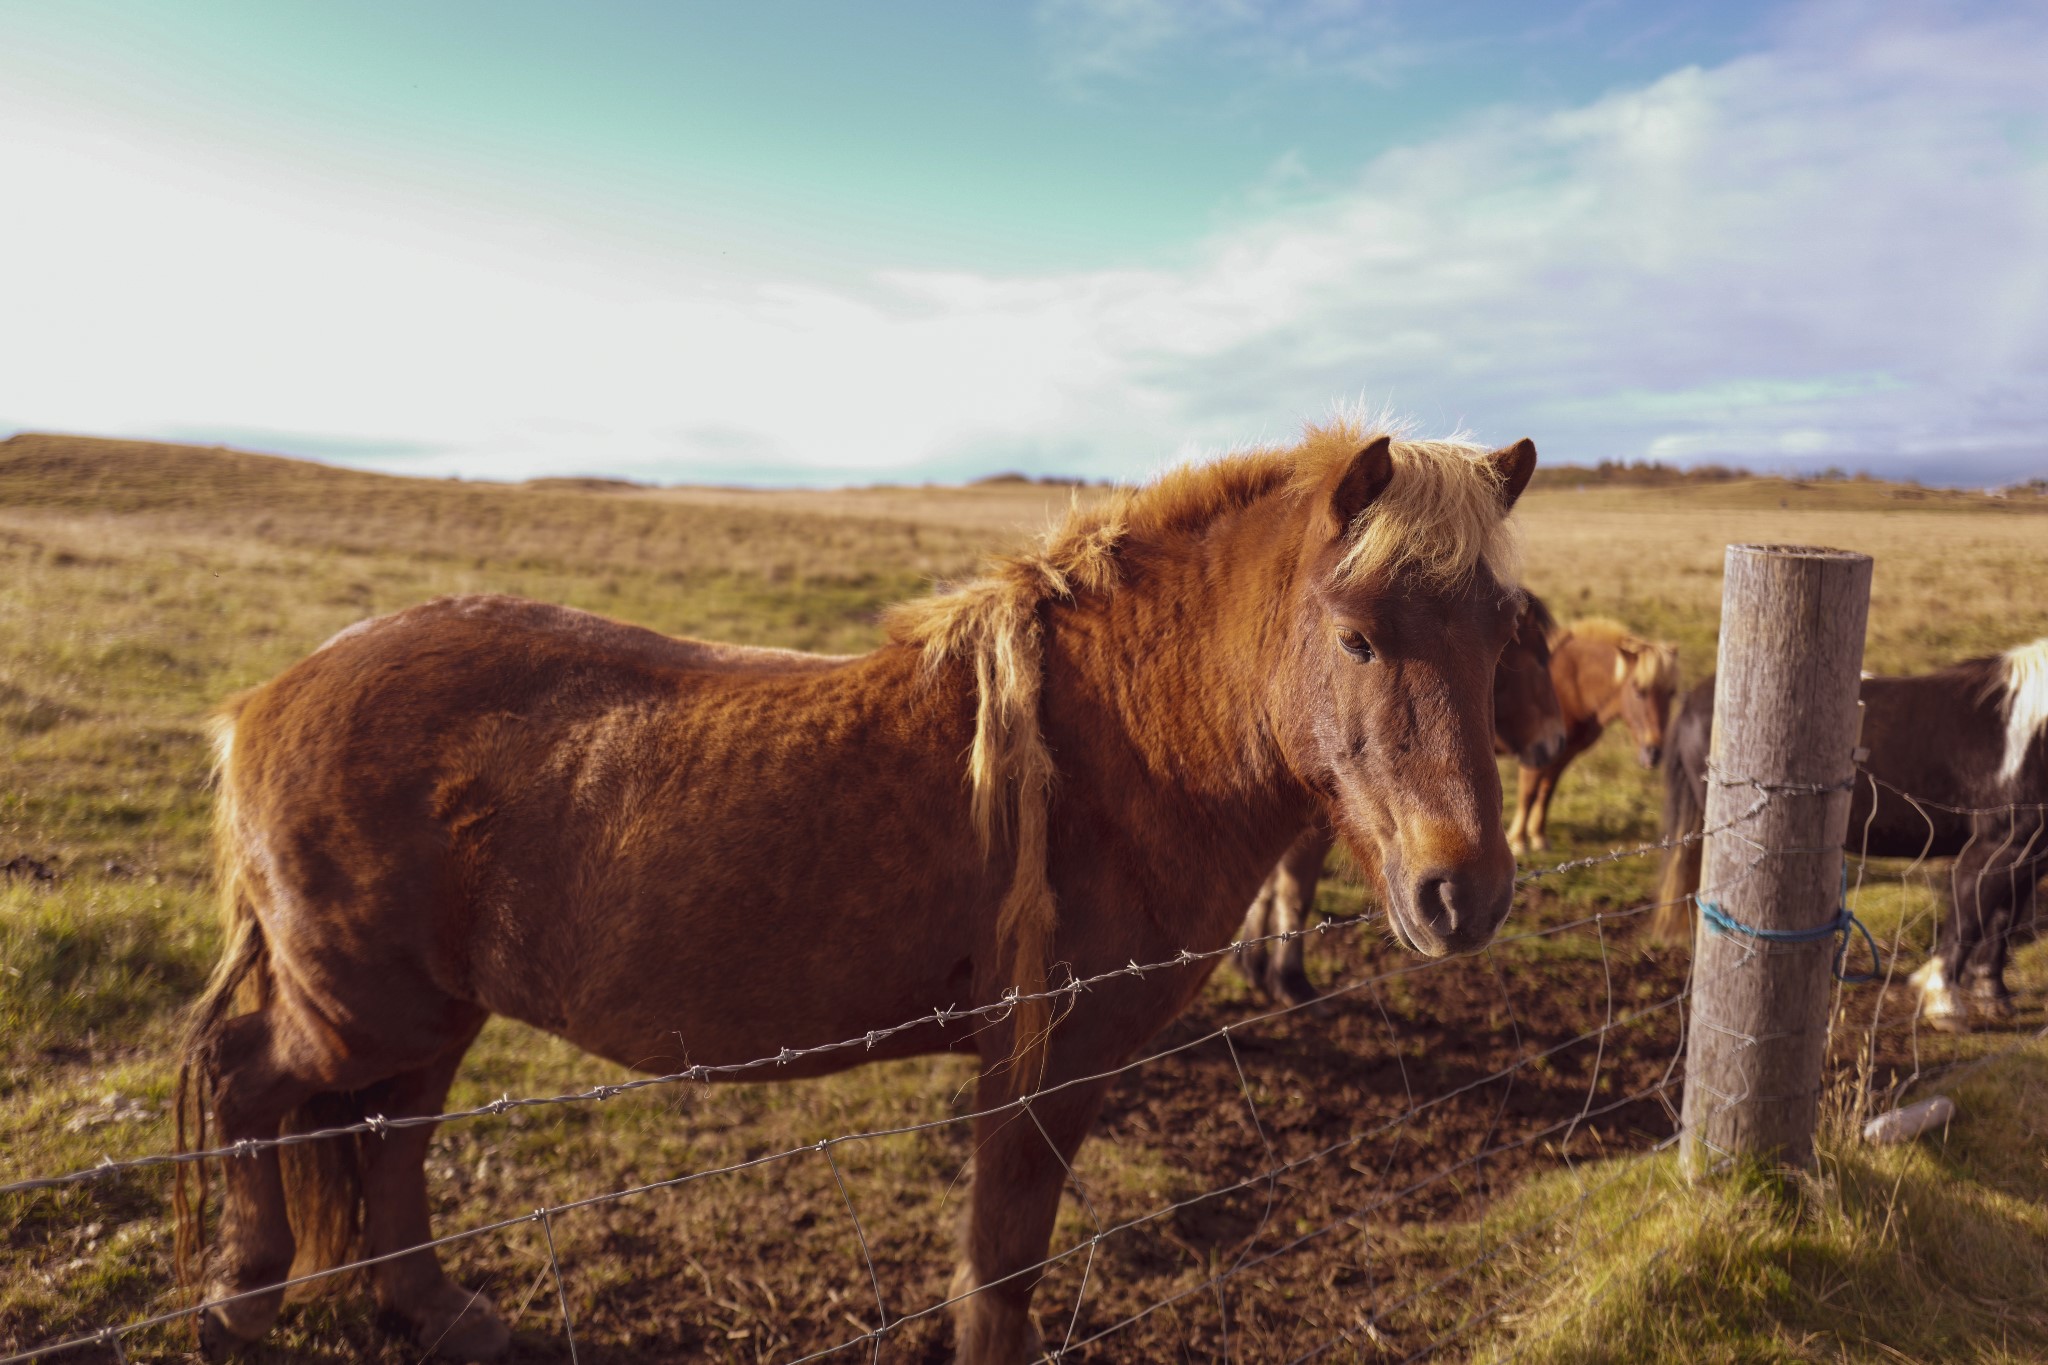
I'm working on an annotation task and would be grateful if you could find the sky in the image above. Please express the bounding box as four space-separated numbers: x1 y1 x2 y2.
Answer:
0 0 2043 486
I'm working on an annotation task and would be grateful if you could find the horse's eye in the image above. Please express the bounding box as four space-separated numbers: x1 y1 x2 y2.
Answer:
1336 628 1375 663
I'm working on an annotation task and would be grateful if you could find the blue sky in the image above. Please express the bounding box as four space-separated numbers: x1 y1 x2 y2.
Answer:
1 1 2043 484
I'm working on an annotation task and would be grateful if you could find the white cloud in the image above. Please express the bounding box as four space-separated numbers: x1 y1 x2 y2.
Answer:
1033 0 1424 90
2 4 2045 484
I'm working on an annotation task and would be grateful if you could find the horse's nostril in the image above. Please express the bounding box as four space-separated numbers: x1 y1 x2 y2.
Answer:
1418 876 1456 929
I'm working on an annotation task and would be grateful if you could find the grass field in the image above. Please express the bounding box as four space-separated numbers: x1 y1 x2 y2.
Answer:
3 432 2046 1362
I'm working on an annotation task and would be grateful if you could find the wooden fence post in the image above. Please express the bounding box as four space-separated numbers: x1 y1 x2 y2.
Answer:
1679 544 1871 1176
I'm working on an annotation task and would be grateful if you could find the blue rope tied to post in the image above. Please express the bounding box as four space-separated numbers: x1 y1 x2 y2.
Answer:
1696 868 1880 984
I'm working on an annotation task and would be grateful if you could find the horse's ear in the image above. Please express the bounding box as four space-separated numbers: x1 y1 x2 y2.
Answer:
1329 435 1395 536
1612 641 1641 685
1486 438 1538 512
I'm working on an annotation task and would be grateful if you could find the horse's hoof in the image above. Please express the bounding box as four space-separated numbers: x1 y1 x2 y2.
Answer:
1268 972 1323 1014
196 1310 245 1361
1967 982 2016 1024
947 1261 1042 1364
197 1282 282 1356
404 1283 512 1362
1508 835 1529 858
1529 836 1551 854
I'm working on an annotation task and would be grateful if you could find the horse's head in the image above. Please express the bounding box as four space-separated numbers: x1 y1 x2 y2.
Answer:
1495 595 1566 770
1612 638 1681 767
1279 434 1537 958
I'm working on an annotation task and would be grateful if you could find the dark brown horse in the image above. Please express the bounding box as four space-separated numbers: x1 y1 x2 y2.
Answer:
1655 640 2048 1029
1507 618 1680 855
175 426 1538 1363
1233 591 1566 1006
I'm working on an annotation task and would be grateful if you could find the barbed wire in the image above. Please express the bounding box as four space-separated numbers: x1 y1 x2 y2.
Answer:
1 787 1770 1202
6 778 2039 1364
1043 877 1831 1365
6 873 1708 1364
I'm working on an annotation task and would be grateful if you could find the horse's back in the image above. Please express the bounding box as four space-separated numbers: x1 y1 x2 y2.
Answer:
313 593 850 676
217 595 992 1065
1856 666 2020 853
227 594 862 845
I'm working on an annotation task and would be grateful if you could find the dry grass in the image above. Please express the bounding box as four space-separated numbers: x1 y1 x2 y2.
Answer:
2 434 2045 1362
1520 480 2048 675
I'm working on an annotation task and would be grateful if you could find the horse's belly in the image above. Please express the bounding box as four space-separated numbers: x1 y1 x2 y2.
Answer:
469 874 989 1080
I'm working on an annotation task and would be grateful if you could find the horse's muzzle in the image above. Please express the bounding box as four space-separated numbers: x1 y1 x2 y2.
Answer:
1388 858 1516 958
1639 744 1662 769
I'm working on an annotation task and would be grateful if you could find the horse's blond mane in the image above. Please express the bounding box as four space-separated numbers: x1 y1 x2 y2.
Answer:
1564 617 1680 695
884 419 1519 1084
1997 637 2048 784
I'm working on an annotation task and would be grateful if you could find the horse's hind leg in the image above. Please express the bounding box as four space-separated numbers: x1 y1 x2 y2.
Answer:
198 1010 320 1349
1263 825 1333 1009
360 1019 510 1361
1232 873 1279 998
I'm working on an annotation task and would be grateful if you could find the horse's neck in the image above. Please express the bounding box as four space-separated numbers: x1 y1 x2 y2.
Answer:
1041 505 1317 859
1560 638 1626 725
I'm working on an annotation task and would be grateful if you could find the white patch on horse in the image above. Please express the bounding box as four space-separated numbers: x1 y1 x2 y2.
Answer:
1907 956 1965 1026
1996 637 2048 784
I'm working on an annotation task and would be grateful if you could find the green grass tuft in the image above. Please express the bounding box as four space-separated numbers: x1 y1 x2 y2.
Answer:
1444 1042 2048 1363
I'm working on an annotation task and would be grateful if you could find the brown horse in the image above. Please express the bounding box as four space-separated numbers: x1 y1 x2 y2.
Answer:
1507 618 1680 855
1654 641 2048 1028
1234 591 1566 1006
174 425 1538 1363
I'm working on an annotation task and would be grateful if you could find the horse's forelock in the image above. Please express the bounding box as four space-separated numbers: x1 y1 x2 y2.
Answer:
1633 642 1682 696
1305 424 1523 593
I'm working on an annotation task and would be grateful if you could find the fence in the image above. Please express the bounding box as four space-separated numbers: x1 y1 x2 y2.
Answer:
2 543 2042 1363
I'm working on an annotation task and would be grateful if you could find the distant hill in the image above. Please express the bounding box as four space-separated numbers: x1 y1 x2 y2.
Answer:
0 432 427 514
4 433 2039 531
521 475 652 493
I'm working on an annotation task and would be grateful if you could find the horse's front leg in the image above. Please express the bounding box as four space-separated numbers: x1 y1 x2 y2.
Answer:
1507 764 1540 855
1963 873 2029 1022
1958 835 2040 1024
951 1068 1109 1364
1915 835 2009 1032
1524 764 1563 854
361 1023 508 1361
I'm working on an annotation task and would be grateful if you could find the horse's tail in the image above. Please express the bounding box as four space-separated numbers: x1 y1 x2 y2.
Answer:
1649 700 1708 943
174 707 365 1301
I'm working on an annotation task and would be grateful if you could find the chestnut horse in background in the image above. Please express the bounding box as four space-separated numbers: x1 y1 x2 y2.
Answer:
175 425 1537 1364
1508 619 1680 855
1655 640 2048 1030
1235 591 1566 1006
